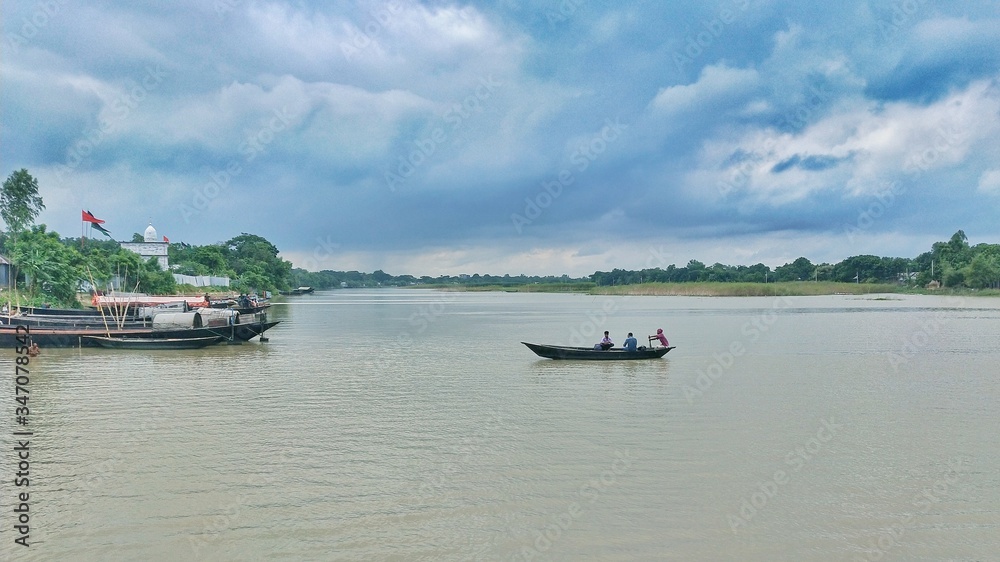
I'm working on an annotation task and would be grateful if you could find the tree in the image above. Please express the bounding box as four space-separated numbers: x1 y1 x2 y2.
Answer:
138 257 177 294
225 233 292 290
10 225 81 303
775 257 814 281
0 169 45 237
964 255 999 289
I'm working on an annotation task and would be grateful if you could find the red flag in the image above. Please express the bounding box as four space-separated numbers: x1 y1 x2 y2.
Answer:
82 210 105 224
163 235 169 243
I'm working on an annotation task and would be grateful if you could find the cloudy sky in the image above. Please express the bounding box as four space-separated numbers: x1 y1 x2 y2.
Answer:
3 1 999 276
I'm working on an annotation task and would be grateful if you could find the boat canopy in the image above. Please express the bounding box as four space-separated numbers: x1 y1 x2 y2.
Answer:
152 311 203 329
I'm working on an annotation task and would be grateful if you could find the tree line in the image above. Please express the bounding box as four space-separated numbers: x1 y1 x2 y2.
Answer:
289 269 583 289
290 230 1000 291
589 231 999 289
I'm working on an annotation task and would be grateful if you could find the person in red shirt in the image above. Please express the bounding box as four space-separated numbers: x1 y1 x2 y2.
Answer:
651 328 669 347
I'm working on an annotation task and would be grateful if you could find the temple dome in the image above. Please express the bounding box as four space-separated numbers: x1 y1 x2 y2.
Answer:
144 223 158 242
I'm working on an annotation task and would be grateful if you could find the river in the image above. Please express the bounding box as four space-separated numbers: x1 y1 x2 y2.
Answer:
2 290 998 560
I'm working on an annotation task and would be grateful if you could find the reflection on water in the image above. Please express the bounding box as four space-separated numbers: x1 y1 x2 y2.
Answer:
1 291 998 560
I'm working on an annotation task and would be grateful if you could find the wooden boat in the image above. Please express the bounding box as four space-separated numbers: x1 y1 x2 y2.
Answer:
522 342 674 360
0 320 281 348
82 335 224 350
1 310 270 331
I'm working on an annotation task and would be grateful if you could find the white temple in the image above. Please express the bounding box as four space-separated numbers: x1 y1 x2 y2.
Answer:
120 223 169 270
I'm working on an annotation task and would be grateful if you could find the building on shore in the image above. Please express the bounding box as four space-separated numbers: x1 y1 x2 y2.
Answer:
120 223 169 270
118 223 230 287
0 255 11 287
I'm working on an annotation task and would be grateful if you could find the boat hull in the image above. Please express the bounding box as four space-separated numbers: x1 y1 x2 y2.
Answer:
0 320 281 348
522 342 674 360
82 335 224 349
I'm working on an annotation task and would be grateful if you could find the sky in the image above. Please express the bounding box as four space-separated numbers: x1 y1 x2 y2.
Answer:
2 1 999 276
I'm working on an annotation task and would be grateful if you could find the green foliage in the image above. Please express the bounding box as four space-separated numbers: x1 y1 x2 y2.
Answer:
1 169 45 235
10 225 80 303
169 243 236 277
138 257 177 294
225 233 292 291
289 268 584 289
774 257 814 282
964 254 999 289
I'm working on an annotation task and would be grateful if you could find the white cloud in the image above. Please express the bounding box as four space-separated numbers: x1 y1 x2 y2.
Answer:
697 79 1000 206
650 64 760 114
978 169 1000 195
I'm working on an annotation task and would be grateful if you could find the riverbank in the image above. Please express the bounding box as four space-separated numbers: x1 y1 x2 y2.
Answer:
431 281 1000 297
591 281 899 296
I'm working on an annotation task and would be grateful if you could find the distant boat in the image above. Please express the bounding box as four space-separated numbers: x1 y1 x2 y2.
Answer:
82 335 224 350
522 342 674 360
279 286 315 295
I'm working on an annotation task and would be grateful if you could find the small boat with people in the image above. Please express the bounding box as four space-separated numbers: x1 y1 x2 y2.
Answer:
522 342 674 360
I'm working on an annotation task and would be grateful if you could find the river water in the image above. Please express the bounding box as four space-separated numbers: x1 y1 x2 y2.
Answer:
2 290 998 561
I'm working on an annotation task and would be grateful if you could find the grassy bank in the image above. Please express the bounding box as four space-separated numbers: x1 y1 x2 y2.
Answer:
434 282 597 293
416 281 1000 297
587 281 903 296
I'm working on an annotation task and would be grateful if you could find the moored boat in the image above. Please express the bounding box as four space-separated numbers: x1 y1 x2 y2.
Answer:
279 286 314 295
82 335 224 350
522 342 674 360
0 319 281 348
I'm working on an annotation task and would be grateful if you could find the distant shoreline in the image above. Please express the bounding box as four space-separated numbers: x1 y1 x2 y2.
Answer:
429 281 1000 297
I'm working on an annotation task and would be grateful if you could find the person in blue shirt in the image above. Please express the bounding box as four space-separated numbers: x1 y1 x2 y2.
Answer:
623 332 638 351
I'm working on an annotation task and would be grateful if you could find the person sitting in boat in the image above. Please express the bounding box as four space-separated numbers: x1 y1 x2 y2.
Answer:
650 328 669 347
623 332 638 352
598 331 614 350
